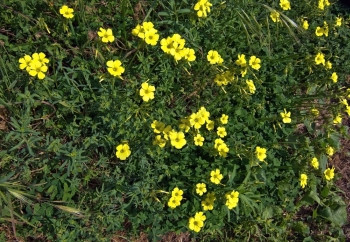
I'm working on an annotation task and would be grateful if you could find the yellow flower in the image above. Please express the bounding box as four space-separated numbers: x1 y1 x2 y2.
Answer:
279 0 291 10
206 120 214 131
255 146 267 162
168 196 181 209
217 127 227 138
207 50 223 64
190 112 205 129
302 20 309 30
98 28 115 43
106 60 125 77
315 22 329 37
280 109 291 123
182 48 196 62
196 183 207 196
194 212 206 222
325 61 332 70
201 193 215 210
246 80 256 94
326 146 334 157
217 143 229 157
270 10 281 23
19 55 32 71
194 134 204 146
324 167 335 181
311 108 320 116
300 174 307 189
225 190 239 209
140 82 155 102
315 52 325 66
115 144 131 160
171 187 184 200
144 29 159 46
32 52 49 65
311 157 319 169
169 131 187 149
151 120 165 133
210 169 223 184
249 56 261 70
194 0 212 18
188 217 204 232
153 135 166 148
59 5 74 19
335 17 342 27
330 72 338 83
220 114 228 124
235 54 247 67
28 61 48 80
198 107 210 122
179 118 191 133
333 114 342 124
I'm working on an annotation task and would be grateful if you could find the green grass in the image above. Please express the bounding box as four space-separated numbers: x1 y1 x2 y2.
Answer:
1 0 350 241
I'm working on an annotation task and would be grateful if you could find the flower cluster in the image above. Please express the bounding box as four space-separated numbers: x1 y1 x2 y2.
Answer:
225 190 239 209
168 187 184 209
115 143 131 160
98 28 115 43
59 5 74 19
160 34 196 61
189 212 206 232
132 22 159 46
207 50 223 64
235 54 261 77
151 120 188 149
194 0 212 18
18 52 49 80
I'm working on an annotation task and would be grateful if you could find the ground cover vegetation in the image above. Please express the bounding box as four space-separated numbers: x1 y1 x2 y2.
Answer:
0 0 350 241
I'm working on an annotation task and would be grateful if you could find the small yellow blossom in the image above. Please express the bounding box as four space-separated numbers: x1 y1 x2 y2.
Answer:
98 28 115 43
315 52 325 66
194 134 205 146
19 55 32 71
324 167 335 181
311 108 320 116
140 82 155 102
326 61 332 70
59 5 74 19
106 60 125 77
194 0 212 18
188 216 204 233
220 114 229 124
217 127 227 138
302 20 309 30
168 196 181 209
196 183 207 196
144 29 159 46
311 157 319 169
169 131 187 149
210 169 223 184
280 109 292 123
225 190 239 209
249 56 261 70
326 146 334 157
280 0 291 10
235 54 247 67
335 17 342 27
115 143 131 160
256 146 267 162
270 10 281 23
171 187 184 200
331 72 338 83
300 174 307 189
190 112 205 129
246 79 256 94
333 114 342 124
153 135 166 148
151 120 165 133
206 120 214 131
207 50 223 64
28 61 48 80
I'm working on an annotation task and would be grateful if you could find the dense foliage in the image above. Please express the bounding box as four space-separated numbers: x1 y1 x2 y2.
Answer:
1 0 349 241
